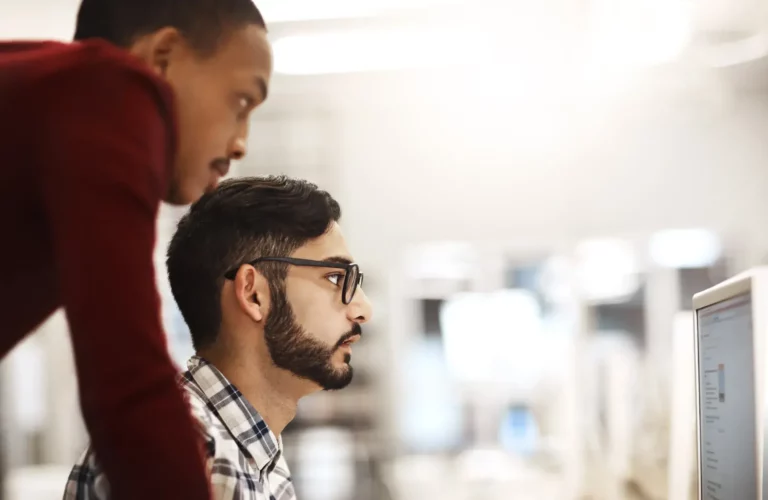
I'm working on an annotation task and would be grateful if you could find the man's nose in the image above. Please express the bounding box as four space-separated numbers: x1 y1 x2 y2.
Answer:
347 289 373 324
229 137 247 161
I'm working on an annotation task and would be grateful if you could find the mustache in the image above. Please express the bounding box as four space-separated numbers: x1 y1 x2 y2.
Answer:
334 323 362 348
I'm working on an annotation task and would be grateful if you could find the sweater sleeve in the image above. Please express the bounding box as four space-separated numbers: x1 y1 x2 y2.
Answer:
39 62 211 500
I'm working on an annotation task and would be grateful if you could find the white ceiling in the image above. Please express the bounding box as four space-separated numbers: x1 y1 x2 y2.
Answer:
2 0 768 90
257 0 465 22
2 0 766 43
0 0 469 40
692 0 767 35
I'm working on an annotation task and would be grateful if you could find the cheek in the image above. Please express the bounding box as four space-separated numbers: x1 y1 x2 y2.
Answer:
173 77 233 157
298 319 331 346
288 288 348 345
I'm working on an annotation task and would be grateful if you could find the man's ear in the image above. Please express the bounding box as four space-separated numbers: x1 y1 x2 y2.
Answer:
127 27 186 77
233 266 269 323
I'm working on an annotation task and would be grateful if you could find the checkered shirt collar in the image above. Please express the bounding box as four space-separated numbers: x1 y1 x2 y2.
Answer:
186 355 282 474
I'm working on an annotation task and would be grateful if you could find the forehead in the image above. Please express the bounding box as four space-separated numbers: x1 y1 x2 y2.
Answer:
291 222 352 261
204 25 272 91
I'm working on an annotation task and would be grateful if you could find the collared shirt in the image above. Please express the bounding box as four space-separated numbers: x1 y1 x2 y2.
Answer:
64 356 297 500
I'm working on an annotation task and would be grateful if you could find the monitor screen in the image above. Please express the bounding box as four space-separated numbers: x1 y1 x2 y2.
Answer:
697 293 757 500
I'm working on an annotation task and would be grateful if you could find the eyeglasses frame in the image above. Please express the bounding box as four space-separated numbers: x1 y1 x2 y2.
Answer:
224 256 363 305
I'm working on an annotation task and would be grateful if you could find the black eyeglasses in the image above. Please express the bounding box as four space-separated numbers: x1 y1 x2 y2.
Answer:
224 257 364 305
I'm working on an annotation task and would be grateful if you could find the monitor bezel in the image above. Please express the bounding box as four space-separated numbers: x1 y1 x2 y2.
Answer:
693 271 762 500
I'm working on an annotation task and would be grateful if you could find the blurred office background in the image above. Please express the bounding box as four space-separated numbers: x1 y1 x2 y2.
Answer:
4 0 768 499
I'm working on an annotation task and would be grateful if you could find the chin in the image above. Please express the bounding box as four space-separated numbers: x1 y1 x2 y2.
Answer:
320 366 354 392
164 185 198 206
165 176 213 205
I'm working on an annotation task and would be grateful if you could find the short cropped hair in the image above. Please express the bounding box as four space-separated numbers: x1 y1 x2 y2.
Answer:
73 0 266 55
167 176 342 350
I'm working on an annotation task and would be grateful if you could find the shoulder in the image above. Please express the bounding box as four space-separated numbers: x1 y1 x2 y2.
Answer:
51 43 175 147
181 372 217 439
33 40 177 190
3 39 174 119
180 371 232 459
1 40 175 148
181 370 250 471
39 40 173 113
180 373 255 498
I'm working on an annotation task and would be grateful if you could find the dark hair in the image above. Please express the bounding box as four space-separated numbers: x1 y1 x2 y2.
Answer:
167 176 342 350
73 0 266 55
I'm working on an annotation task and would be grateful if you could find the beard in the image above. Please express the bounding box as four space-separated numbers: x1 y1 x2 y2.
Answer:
263 285 360 391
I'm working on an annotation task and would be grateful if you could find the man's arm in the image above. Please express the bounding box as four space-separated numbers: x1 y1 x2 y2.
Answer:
40 62 210 500
63 393 245 500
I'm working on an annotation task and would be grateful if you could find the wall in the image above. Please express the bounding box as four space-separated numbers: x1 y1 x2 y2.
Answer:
260 71 768 450
327 79 768 252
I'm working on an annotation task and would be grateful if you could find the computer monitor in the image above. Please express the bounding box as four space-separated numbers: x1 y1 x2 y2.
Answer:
693 268 768 500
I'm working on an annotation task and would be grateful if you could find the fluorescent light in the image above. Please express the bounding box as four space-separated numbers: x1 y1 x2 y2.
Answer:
648 229 721 268
272 28 492 75
405 242 476 281
259 0 463 23
587 0 691 68
575 238 639 302
272 1 691 76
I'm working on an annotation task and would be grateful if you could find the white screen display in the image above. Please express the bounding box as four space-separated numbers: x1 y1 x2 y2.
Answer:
697 293 757 500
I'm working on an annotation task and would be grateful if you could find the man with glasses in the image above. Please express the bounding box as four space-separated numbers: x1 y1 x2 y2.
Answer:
65 175 372 500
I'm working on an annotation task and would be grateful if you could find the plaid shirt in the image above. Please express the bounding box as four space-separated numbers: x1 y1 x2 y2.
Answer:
63 356 297 500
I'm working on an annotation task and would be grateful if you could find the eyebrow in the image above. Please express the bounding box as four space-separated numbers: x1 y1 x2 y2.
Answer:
323 256 353 266
255 76 268 101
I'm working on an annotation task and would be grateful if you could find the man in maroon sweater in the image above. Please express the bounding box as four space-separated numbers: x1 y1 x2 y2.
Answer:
0 0 272 499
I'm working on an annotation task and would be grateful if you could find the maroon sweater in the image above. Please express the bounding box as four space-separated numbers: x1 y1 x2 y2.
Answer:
0 40 210 499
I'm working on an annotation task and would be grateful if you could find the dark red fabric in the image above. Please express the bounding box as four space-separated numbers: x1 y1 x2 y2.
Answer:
0 39 210 500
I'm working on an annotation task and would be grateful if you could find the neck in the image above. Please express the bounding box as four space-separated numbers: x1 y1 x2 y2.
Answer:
199 346 314 437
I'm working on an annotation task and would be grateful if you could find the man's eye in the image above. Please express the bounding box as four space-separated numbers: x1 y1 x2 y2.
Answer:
326 273 344 286
235 95 256 119
238 94 257 110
